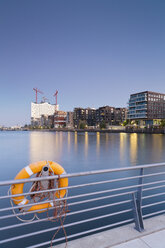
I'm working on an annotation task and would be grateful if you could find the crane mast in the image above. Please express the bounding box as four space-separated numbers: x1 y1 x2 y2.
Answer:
53 90 58 105
33 88 43 103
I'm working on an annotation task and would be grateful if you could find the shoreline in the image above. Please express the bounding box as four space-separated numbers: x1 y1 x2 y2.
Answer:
1 127 165 134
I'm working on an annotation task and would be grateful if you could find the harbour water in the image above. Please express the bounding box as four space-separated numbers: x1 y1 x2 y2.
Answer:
1 131 165 181
0 131 165 247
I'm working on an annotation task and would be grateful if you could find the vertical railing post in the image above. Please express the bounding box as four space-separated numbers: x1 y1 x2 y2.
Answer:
132 168 144 232
136 168 144 230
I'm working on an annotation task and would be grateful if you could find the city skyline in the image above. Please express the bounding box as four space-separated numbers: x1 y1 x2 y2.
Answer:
0 0 165 126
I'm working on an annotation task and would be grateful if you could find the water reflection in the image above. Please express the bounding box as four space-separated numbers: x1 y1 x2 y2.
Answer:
84 132 88 158
28 131 165 171
130 133 138 164
120 133 126 163
74 131 77 151
96 132 100 156
105 133 109 147
152 134 163 161
59 131 63 152
68 131 71 153
29 131 63 163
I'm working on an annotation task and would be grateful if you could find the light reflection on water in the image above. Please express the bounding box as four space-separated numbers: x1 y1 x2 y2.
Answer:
119 133 126 164
28 131 165 173
74 131 77 152
0 131 165 180
96 131 100 156
130 133 138 165
67 131 71 153
84 131 88 158
152 134 163 161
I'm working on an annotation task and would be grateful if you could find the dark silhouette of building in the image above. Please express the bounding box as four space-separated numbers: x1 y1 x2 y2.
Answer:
96 106 115 126
115 108 127 125
66 112 74 128
74 106 127 128
73 108 96 128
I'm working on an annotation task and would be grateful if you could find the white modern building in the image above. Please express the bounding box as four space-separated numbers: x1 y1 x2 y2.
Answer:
31 102 59 126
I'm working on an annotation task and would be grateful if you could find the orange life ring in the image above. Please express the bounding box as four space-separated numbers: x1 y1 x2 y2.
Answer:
11 161 68 212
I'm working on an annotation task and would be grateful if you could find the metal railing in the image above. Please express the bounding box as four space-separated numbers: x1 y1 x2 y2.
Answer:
1 162 165 248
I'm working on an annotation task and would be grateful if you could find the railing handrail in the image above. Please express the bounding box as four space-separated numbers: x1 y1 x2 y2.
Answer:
1 162 165 186
1 170 165 200
1 162 165 247
1 178 165 214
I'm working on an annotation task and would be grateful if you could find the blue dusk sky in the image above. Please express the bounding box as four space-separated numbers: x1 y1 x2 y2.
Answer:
0 0 165 126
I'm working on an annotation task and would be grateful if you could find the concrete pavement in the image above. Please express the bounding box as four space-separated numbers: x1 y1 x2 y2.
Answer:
54 214 165 248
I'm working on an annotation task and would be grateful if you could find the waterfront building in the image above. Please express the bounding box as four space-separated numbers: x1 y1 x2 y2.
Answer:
31 102 59 126
54 111 67 128
31 117 41 127
73 108 86 128
115 108 127 125
40 115 54 128
86 108 96 127
31 102 59 119
128 91 165 125
74 106 126 128
66 112 74 128
73 108 96 128
96 106 126 126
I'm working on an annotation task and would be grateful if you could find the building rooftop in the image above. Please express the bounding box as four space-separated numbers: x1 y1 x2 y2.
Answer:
130 91 165 96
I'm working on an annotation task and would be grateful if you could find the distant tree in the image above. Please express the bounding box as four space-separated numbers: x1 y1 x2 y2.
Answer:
123 120 129 126
160 119 165 127
51 124 54 129
100 121 106 129
63 123 66 128
79 120 86 129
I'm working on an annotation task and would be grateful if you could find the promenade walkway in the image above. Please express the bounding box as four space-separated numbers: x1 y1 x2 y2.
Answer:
55 214 165 248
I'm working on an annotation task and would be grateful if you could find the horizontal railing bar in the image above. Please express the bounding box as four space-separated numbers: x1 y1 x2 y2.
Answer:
0 191 135 221
1 178 165 214
142 200 165 209
143 184 165 192
66 191 133 207
143 192 165 200
143 209 165 218
0 177 137 200
0 209 132 244
0 216 50 231
0 199 132 231
0 206 52 220
27 218 134 248
1 170 165 201
0 200 132 231
1 162 165 186
0 199 57 213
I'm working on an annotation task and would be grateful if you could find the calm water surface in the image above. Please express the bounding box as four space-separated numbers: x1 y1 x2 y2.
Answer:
1 131 165 180
0 131 165 247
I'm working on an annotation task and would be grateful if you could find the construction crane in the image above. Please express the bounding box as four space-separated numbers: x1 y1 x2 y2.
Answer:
53 90 58 105
33 88 43 103
42 96 49 103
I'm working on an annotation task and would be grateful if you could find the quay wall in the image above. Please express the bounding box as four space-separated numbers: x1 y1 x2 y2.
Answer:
2 127 165 134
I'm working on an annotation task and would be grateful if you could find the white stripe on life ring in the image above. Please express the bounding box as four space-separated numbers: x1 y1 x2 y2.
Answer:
25 166 33 176
50 202 54 207
18 198 27 206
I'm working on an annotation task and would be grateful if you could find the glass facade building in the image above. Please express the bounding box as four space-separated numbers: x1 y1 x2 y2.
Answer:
128 91 165 121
